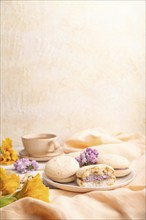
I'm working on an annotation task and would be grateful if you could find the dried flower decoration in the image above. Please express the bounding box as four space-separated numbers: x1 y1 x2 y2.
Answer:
0 138 18 165
0 173 49 208
0 167 20 196
14 158 39 173
75 148 99 167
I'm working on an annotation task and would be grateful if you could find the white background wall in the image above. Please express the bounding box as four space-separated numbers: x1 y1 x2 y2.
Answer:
1 1 145 147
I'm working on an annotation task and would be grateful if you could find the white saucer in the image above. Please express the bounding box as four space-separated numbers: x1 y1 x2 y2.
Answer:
19 148 64 162
43 170 135 192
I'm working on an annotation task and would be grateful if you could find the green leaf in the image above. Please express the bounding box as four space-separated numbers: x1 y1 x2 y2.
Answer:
0 194 17 208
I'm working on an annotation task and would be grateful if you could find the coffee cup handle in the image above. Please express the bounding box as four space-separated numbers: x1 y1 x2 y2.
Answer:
47 141 60 153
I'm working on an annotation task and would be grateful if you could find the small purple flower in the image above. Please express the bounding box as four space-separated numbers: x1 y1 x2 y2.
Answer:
75 148 99 167
31 160 39 170
14 158 39 173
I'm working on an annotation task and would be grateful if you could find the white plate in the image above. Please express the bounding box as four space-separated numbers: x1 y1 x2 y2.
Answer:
43 170 135 192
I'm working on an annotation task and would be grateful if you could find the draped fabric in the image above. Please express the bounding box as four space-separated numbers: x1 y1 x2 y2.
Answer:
1 129 145 219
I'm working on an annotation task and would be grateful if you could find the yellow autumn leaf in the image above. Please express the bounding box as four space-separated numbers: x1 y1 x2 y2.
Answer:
15 174 49 202
0 167 20 195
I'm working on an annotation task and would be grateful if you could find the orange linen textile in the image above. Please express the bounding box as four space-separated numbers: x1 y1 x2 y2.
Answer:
0 129 146 220
64 128 145 157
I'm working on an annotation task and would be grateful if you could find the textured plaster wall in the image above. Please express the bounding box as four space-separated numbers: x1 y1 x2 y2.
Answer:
1 1 145 146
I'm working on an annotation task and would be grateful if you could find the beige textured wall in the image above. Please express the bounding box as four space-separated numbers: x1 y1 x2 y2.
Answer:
1 1 145 146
